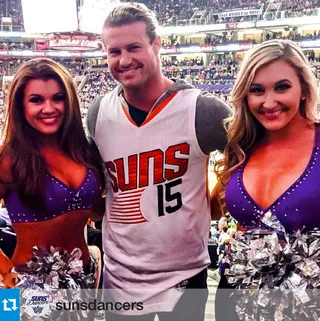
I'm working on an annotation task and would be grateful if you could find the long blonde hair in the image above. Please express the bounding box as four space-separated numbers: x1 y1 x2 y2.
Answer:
215 39 319 210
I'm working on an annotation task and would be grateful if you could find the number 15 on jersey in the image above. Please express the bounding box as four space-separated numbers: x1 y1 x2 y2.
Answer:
157 178 183 216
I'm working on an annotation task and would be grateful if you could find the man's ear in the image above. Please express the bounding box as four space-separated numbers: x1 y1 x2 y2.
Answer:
153 36 161 55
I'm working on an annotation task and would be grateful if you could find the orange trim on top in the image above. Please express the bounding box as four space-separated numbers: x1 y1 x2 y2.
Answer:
141 91 178 126
122 106 138 127
121 91 178 127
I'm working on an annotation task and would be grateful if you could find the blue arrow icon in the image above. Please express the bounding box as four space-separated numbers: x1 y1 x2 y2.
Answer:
2 299 11 311
0 289 20 321
2 298 18 311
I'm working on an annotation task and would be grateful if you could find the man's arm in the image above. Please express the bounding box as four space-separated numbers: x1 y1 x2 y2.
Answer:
210 183 223 220
86 95 104 145
195 92 233 154
86 96 106 221
86 95 105 175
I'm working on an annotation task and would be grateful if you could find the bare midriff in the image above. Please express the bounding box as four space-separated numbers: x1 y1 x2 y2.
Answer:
11 209 90 267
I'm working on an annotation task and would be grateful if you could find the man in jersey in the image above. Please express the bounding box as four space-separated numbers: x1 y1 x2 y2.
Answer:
86 2 232 320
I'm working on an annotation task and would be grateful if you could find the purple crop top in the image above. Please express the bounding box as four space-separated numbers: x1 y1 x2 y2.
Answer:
4 168 100 223
225 124 320 233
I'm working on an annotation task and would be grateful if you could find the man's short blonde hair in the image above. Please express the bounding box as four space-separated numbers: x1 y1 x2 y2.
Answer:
103 2 158 42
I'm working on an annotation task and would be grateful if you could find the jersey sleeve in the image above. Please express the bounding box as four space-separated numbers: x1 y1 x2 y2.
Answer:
86 96 105 168
86 95 104 144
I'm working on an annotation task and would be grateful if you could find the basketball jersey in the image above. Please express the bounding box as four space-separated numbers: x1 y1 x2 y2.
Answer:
94 86 211 314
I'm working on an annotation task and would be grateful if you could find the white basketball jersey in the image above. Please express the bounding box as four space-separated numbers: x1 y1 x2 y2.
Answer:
94 87 211 314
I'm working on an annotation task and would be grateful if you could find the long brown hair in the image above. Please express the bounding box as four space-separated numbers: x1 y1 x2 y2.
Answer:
215 40 319 211
1 58 104 209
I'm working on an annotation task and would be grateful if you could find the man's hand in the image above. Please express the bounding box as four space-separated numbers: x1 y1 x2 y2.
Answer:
90 195 106 222
0 269 18 288
0 249 17 288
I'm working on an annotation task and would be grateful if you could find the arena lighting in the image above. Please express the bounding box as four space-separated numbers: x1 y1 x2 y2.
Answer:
79 0 121 34
236 22 256 29
180 46 201 53
83 51 106 57
256 15 320 28
298 40 320 48
238 28 264 35
0 31 47 38
0 31 24 38
185 33 208 38
21 0 78 33
157 24 227 36
300 24 320 30
160 47 176 54
0 50 107 58
7 50 34 57
201 46 214 52
216 44 240 52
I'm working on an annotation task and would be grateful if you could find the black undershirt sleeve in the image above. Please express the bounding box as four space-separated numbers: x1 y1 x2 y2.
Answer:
195 92 233 154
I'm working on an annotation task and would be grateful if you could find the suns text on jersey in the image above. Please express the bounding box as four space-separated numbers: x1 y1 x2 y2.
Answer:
105 143 190 192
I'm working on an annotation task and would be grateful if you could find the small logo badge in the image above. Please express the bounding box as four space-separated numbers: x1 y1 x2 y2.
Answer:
25 291 50 317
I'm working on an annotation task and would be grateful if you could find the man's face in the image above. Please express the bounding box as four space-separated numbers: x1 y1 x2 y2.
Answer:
103 21 161 89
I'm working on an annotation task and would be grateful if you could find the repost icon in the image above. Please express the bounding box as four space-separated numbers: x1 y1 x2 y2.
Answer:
0 289 20 321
